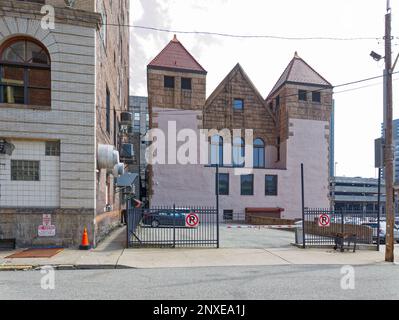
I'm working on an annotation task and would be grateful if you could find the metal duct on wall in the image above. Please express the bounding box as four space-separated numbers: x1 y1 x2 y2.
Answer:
97 144 120 170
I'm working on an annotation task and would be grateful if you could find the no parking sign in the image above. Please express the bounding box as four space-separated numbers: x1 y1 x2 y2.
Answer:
318 213 331 227
185 213 199 228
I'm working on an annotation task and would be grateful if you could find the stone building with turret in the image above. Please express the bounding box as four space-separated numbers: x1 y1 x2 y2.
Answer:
146 35 333 219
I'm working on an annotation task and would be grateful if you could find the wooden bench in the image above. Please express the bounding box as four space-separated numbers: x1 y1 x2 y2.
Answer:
333 233 357 252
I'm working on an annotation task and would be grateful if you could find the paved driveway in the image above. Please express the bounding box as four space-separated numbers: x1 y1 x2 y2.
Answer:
219 224 295 248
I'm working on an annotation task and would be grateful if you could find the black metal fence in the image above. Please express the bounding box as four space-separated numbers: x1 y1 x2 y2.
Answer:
127 205 219 248
302 209 382 250
222 211 245 222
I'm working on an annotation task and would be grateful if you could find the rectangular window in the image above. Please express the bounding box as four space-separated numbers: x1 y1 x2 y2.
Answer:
298 90 307 101
181 78 192 90
233 98 244 111
45 141 60 156
98 0 107 47
265 175 278 196
312 91 321 103
275 95 280 107
11 160 40 181
241 174 254 196
164 76 175 88
133 112 140 131
216 173 229 195
0 64 51 107
106 87 110 134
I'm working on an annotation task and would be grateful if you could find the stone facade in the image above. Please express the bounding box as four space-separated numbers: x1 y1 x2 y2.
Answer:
147 65 206 197
94 0 129 243
0 0 129 247
147 68 206 111
203 64 277 147
147 37 333 219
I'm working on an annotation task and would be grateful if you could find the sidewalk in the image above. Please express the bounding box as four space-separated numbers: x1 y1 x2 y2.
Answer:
1 227 398 270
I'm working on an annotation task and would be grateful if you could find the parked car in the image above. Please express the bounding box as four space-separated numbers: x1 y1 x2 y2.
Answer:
141 209 196 228
362 222 399 244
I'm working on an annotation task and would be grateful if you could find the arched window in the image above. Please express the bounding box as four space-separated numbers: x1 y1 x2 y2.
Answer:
232 137 245 167
210 135 223 166
253 138 265 168
0 37 51 107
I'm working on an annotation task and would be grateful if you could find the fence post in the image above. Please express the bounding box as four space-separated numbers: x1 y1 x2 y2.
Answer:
126 198 130 248
341 210 344 235
216 164 220 248
173 203 176 248
301 163 305 248
377 167 381 251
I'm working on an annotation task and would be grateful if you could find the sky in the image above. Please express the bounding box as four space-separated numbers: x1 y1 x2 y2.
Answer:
129 0 399 179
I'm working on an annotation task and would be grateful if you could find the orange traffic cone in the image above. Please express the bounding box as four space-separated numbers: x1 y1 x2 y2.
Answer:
79 227 91 250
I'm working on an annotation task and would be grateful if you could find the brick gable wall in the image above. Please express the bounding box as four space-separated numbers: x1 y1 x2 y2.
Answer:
203 68 277 146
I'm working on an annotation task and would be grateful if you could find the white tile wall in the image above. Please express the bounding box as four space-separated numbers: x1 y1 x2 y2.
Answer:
0 140 60 208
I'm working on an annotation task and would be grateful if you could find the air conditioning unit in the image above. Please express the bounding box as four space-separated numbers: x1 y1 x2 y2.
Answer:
120 112 133 126
0 139 15 156
120 143 134 158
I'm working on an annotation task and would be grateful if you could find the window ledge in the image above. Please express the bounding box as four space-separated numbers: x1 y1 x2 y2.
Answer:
0 103 51 111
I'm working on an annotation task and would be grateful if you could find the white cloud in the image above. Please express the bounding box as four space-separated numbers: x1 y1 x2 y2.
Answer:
129 0 399 178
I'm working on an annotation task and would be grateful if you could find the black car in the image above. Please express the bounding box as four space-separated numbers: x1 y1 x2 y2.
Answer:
142 210 192 228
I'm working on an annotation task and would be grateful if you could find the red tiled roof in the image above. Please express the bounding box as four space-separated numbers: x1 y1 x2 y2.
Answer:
268 52 332 98
148 35 207 74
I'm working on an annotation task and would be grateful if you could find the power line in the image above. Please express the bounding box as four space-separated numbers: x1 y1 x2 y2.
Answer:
114 71 399 115
96 71 399 113
106 23 382 41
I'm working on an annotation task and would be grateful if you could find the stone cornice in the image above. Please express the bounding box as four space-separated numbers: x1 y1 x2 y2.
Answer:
0 0 101 29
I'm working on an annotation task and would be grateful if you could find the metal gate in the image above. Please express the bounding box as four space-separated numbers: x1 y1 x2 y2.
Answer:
127 205 219 248
301 208 380 250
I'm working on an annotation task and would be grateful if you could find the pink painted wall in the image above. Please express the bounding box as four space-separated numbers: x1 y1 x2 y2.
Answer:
151 108 329 219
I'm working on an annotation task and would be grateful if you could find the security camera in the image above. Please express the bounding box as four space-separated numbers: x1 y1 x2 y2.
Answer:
370 51 383 62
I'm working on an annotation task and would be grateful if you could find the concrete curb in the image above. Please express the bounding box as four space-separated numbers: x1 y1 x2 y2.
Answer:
0 264 135 271
0 265 34 271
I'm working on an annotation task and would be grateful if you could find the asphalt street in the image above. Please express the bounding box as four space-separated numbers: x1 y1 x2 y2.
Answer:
1 264 398 300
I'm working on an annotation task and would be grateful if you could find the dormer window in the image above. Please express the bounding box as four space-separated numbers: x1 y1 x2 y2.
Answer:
298 90 307 101
181 77 192 90
164 76 175 88
233 98 244 111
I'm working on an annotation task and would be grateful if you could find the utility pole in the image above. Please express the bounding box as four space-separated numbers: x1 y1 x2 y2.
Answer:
384 0 394 262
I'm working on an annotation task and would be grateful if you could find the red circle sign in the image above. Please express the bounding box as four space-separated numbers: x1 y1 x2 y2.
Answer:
318 214 331 227
185 213 199 227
